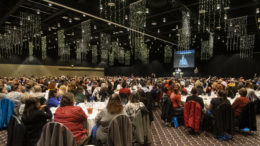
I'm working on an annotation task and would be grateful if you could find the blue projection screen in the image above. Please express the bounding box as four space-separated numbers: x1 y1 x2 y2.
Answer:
174 50 195 68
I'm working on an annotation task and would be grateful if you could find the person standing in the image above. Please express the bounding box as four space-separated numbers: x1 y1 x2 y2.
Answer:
194 67 199 77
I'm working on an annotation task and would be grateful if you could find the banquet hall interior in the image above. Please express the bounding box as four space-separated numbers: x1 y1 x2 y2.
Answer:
0 0 260 146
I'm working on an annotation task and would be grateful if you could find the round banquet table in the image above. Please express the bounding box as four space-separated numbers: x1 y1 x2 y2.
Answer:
181 93 239 109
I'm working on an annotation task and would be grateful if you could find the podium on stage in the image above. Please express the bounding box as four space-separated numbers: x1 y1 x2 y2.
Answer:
173 69 184 78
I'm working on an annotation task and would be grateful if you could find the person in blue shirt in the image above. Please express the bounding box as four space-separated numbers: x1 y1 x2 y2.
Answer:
47 89 60 108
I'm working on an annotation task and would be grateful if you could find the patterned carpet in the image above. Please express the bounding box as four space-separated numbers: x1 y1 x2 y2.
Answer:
151 109 260 146
1 109 260 146
0 130 7 146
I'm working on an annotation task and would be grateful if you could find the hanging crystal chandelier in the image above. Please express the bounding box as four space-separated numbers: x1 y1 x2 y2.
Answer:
198 0 230 32
178 11 191 51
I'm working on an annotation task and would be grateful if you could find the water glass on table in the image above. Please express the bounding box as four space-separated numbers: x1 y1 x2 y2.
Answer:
86 102 93 114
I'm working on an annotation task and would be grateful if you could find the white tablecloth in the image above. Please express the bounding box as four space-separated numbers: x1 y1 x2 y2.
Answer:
78 102 107 134
181 94 238 109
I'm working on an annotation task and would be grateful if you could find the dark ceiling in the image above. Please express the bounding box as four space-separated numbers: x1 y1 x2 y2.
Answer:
0 0 260 65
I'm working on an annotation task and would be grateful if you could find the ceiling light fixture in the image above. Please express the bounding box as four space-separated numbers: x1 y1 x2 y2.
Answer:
36 9 40 15
48 3 52 7
257 8 260 14
125 15 128 20
157 29 160 33
186 12 190 17
217 4 220 10
107 2 115 7
151 22 157 26
163 18 166 23
136 11 143 14
62 16 68 19
146 8 149 14
69 18 72 23
74 17 80 21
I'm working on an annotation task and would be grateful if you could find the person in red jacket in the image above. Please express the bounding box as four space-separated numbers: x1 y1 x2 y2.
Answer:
170 88 183 109
54 93 88 145
232 88 250 117
119 81 131 96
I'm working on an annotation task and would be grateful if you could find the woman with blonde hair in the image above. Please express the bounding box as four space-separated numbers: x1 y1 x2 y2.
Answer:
58 85 67 96
95 94 126 144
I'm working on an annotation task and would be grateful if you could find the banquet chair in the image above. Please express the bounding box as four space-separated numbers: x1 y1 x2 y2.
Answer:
238 102 257 132
213 103 234 139
37 122 77 146
161 97 174 123
7 115 26 146
0 98 14 130
184 101 202 133
131 107 152 145
107 114 132 146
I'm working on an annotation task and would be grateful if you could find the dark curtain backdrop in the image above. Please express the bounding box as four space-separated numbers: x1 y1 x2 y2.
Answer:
105 53 260 78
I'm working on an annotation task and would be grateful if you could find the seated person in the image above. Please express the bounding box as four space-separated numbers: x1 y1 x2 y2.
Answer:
22 97 52 146
46 89 60 108
125 93 145 119
95 94 126 144
54 93 88 145
180 85 188 95
232 88 250 118
208 90 231 116
119 81 131 96
170 88 184 112
186 87 204 109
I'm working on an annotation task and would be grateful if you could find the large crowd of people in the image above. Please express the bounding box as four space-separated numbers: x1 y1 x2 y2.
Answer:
0 75 260 145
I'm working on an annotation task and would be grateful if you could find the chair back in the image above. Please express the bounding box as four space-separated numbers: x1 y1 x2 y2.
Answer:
184 100 202 132
108 114 132 146
131 107 152 145
37 122 76 146
239 102 257 131
0 98 14 129
7 115 26 146
214 102 234 136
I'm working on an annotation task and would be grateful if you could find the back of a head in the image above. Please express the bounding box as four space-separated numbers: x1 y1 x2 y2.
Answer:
23 97 39 119
239 88 247 97
122 81 127 88
11 83 19 91
130 93 140 103
48 89 57 99
60 92 75 107
33 85 42 93
217 90 227 100
107 94 123 114
58 85 67 95
191 87 198 95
